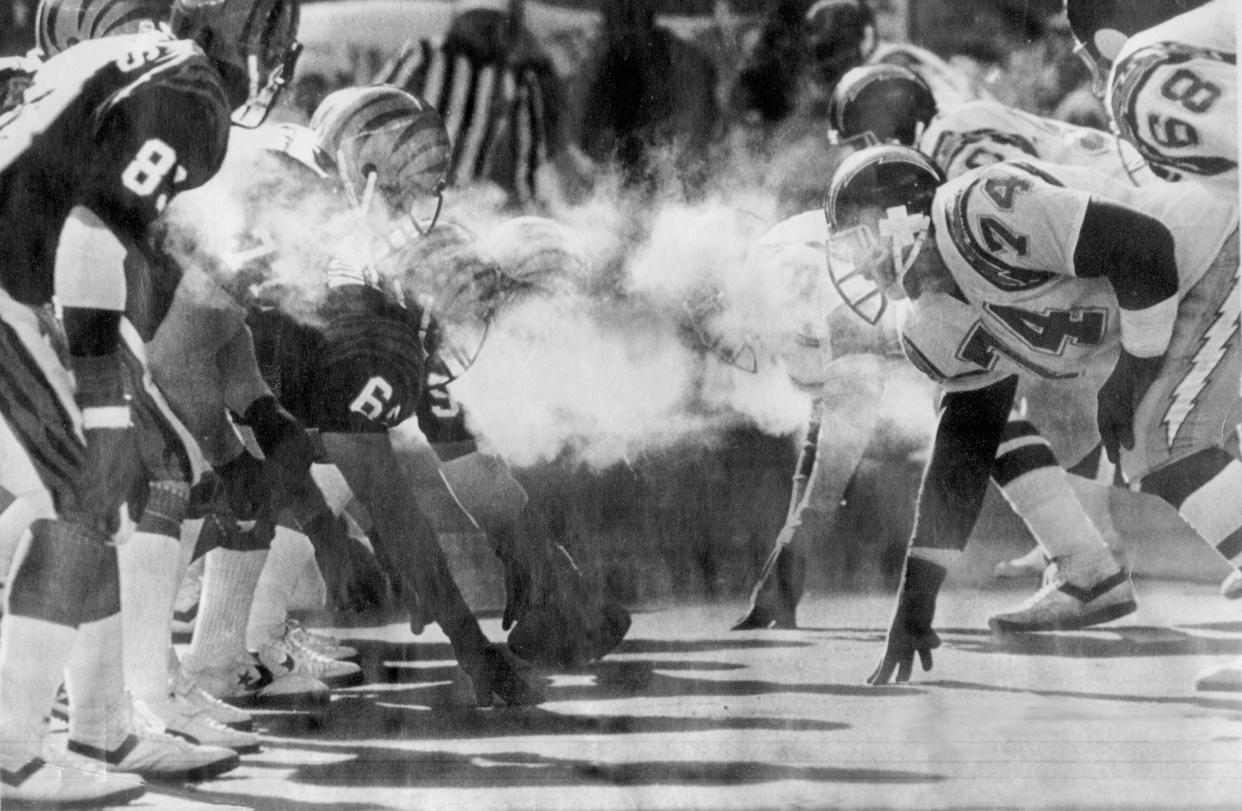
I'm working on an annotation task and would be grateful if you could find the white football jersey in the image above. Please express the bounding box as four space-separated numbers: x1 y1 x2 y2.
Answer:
900 159 1236 393
919 99 1157 185
1108 0 1237 193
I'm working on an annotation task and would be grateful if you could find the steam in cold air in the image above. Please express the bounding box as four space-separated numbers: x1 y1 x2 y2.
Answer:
160 123 886 470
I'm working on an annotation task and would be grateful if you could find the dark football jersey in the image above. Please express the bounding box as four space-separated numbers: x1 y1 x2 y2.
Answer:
411 313 475 453
249 283 427 434
0 32 230 307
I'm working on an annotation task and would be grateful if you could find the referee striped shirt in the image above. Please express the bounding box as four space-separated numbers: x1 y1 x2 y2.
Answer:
374 37 557 206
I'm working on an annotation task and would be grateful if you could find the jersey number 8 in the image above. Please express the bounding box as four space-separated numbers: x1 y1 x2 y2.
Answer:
121 138 179 198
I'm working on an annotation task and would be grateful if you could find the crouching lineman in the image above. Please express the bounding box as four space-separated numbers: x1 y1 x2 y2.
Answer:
820 144 1239 687
0 0 301 804
230 105 545 704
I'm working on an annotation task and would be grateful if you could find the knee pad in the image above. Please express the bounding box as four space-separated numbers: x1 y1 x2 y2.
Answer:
7 518 119 625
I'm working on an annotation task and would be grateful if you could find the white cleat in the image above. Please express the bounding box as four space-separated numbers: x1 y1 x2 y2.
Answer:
254 637 363 689
139 695 261 754
186 654 330 708
66 699 239 782
2 747 146 808
989 548 1137 633
1220 569 1242 600
1195 659 1242 691
282 620 358 660
170 667 255 731
993 546 1050 579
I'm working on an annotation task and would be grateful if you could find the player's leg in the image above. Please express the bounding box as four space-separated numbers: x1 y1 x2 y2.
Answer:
987 419 1136 632
0 298 146 805
1122 239 1242 688
733 353 888 630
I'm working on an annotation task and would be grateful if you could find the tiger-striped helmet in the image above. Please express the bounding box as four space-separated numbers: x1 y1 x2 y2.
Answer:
309 84 451 233
481 216 587 297
36 0 172 55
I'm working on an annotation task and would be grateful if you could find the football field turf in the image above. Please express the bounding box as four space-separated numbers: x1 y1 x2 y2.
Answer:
143 580 1242 810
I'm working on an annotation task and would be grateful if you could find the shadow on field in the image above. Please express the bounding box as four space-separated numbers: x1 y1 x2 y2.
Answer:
252 741 945 791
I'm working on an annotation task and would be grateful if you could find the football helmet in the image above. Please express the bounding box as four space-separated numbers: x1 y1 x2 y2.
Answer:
309 84 451 234
170 0 301 127
481 216 587 297
36 0 172 54
803 0 878 90
1064 0 1211 96
391 221 505 381
680 286 759 374
829 64 938 148
823 144 944 325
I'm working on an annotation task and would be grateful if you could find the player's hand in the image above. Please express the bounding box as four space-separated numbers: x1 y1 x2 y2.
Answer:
1097 350 1163 464
215 449 271 521
241 395 315 500
866 556 946 686
867 608 941 685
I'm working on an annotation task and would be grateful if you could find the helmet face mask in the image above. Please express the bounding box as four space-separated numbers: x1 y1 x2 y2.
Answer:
824 145 942 325
310 85 451 235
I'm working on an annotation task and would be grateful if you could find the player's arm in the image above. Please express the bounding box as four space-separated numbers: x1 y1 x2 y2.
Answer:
55 206 146 535
868 372 1017 686
1073 199 1178 461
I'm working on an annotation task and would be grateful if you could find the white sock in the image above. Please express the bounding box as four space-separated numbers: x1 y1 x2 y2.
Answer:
288 553 328 612
119 531 182 702
1001 466 1108 559
246 527 315 649
65 612 129 747
0 614 76 756
183 548 267 673
1179 460 1242 567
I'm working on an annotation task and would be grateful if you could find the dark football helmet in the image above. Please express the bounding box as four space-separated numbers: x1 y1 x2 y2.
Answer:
171 0 301 127
309 84 451 234
829 63 938 148
36 0 172 54
823 144 944 325
802 0 878 90
1064 0 1211 96
35 0 301 128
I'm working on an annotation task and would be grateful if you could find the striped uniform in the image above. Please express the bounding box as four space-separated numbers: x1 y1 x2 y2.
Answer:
920 99 1159 186
0 32 229 510
1108 0 1237 195
248 283 426 435
374 37 555 205
900 159 1239 483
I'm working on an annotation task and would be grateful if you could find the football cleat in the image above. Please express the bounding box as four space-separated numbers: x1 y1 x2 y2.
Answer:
456 644 547 707
1220 569 1242 601
730 545 805 631
170 667 255 731
253 637 363 689
2 738 146 807
988 549 1137 633
66 699 239 782
1195 659 1242 692
993 546 1051 580
185 654 330 708
138 696 261 755
281 620 358 660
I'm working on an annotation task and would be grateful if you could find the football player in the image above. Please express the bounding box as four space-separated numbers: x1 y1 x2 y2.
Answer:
1066 0 1235 196
0 0 300 803
821 145 1239 688
235 95 546 706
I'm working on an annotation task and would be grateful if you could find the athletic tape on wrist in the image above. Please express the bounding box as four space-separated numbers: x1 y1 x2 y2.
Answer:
81 405 132 429
1119 296 1177 358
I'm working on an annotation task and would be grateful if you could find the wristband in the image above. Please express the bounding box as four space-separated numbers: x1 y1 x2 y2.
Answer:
1119 295 1177 358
